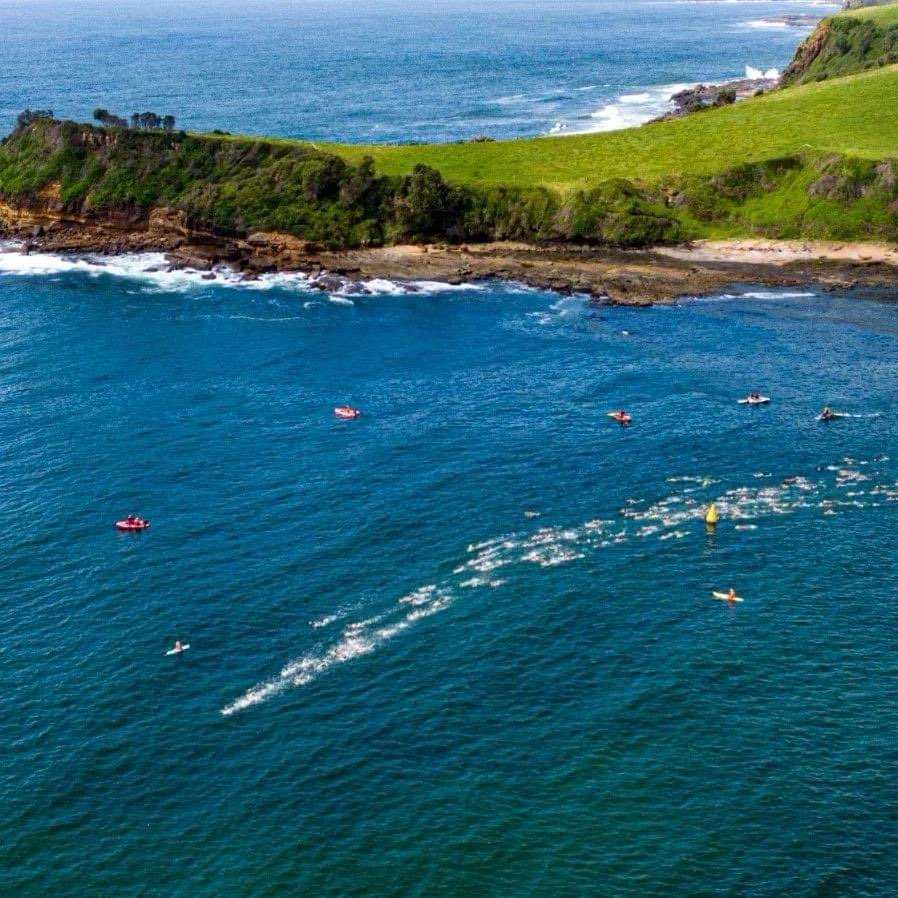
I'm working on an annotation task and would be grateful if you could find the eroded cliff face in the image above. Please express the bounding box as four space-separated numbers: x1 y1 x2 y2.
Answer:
0 190 334 275
1 196 174 254
780 21 834 84
780 13 898 86
0 179 151 241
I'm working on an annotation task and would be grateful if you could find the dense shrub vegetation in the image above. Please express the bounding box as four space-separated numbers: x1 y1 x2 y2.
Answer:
0 118 686 247
6 82 898 248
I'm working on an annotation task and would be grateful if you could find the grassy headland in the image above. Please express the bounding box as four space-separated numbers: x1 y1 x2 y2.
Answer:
4 6 898 251
781 3 898 86
322 65 898 191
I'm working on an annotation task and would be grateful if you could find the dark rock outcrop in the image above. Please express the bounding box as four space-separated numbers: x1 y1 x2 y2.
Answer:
653 77 777 122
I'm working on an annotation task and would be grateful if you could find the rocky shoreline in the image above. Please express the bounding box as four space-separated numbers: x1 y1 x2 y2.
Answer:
652 75 778 122
5 205 898 305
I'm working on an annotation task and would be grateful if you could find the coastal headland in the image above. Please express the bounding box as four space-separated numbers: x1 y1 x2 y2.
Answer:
5 3 898 303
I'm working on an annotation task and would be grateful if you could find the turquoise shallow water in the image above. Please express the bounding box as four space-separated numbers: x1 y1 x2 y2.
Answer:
2 257 898 895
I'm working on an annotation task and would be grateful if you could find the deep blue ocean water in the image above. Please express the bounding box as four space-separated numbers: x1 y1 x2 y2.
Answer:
2 255 898 895
1 0 833 142
4 1 898 894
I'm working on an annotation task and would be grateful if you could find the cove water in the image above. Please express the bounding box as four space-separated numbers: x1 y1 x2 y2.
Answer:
1 0 834 142
3 250 898 894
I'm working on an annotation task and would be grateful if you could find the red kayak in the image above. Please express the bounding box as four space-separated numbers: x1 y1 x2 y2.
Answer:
116 517 150 532
607 411 632 425
334 406 361 420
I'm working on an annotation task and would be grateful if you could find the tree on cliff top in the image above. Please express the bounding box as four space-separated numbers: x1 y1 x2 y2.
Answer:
127 111 176 131
15 109 54 130
91 108 173 131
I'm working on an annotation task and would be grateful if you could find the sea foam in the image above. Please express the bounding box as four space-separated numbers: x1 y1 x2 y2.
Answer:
0 246 483 299
549 82 695 135
222 453 896 716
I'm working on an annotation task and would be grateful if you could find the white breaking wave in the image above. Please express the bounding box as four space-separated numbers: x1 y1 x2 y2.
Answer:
548 63 785 135
619 92 653 104
0 246 484 298
739 290 815 299
740 18 812 29
745 65 780 80
742 18 788 28
549 82 695 135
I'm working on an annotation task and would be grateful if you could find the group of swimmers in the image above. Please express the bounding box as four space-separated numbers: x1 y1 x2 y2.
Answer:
154 391 849 651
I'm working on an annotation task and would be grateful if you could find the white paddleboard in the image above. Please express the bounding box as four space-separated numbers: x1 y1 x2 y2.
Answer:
738 397 770 405
712 592 743 603
165 644 190 656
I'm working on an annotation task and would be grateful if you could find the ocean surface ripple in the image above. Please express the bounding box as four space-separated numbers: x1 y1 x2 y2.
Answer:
0 0 832 141
2 252 898 894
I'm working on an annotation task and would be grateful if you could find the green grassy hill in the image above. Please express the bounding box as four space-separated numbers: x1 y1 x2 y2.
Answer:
4 6 898 249
842 3 898 26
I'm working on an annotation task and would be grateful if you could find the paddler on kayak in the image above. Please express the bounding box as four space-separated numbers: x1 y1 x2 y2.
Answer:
820 406 836 422
609 409 631 426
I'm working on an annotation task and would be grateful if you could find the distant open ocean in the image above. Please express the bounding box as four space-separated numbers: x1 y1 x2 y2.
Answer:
1 0 836 142
10 4 898 897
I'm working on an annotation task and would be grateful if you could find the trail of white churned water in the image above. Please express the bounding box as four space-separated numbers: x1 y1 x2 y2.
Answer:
222 455 895 715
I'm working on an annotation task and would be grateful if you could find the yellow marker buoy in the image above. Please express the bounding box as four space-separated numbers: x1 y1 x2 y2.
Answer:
705 503 719 526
